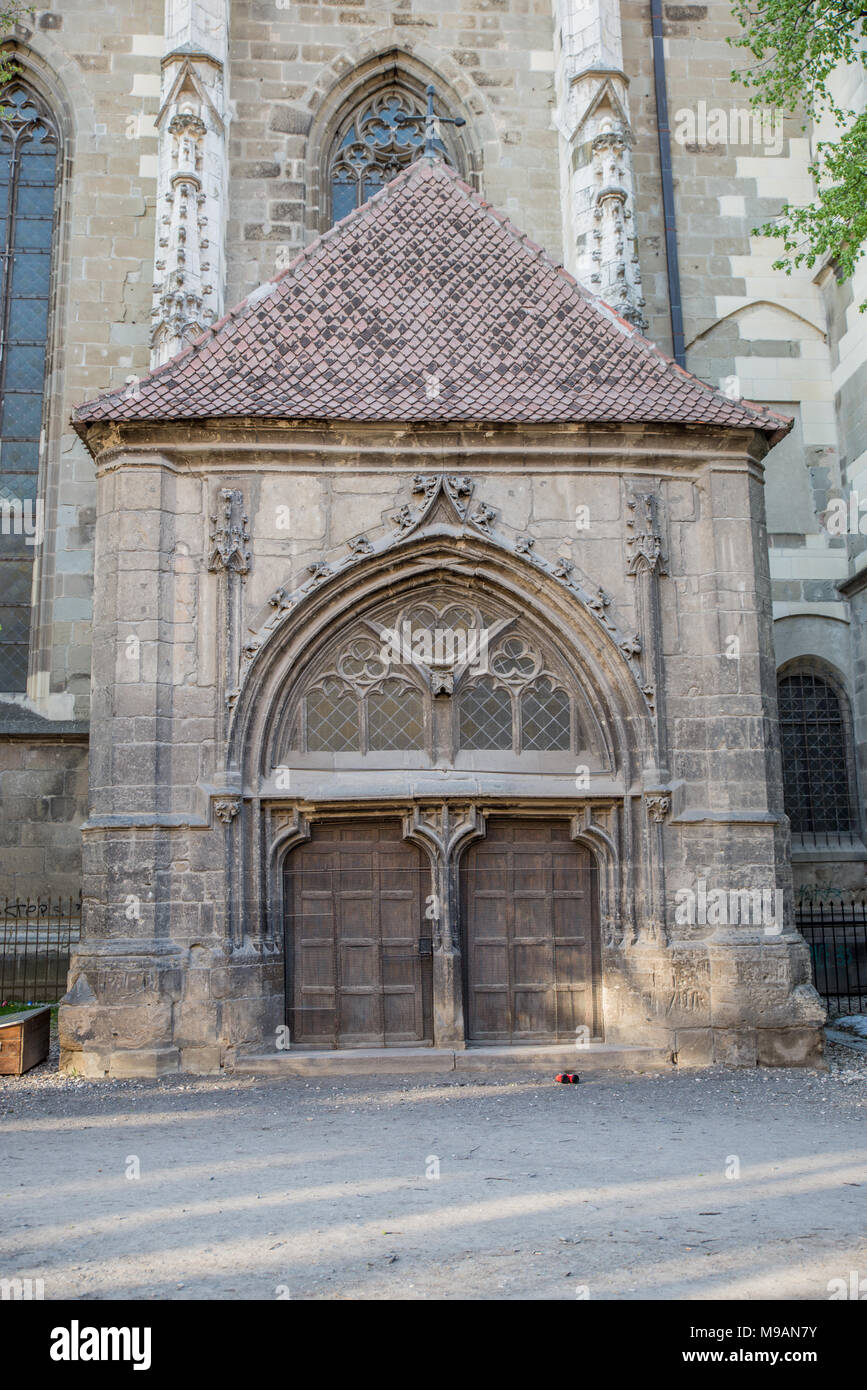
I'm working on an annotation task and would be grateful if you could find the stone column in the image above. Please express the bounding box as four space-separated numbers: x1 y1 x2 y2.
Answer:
403 803 484 1048
151 0 230 366
552 0 647 330
58 458 228 1077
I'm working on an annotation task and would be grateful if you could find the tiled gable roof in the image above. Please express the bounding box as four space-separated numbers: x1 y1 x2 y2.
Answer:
73 160 790 439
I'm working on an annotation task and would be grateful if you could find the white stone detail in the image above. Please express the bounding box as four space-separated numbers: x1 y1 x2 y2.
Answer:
552 0 647 331
151 0 230 367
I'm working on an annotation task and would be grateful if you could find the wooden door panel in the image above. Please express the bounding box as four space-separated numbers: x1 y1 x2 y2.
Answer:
462 818 598 1043
285 819 432 1048
513 986 551 1037
514 898 550 936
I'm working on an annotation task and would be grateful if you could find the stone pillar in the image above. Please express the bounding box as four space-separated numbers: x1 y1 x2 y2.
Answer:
552 0 647 330
58 459 228 1077
151 0 230 366
403 803 484 1048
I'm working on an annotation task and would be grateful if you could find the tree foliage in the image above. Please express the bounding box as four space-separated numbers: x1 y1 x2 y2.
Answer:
0 5 33 105
729 0 867 306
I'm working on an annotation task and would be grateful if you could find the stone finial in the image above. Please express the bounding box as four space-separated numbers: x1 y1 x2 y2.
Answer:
208 489 250 574
626 492 666 575
151 0 230 366
553 0 647 332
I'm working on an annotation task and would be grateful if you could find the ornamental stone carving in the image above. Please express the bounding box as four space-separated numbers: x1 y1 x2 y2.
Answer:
151 0 230 366
627 492 666 576
208 490 250 575
552 0 647 331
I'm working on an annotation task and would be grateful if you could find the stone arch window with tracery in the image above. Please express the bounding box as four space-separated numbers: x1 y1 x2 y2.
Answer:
0 82 59 691
303 638 426 754
458 636 573 754
777 665 860 840
283 598 602 767
328 87 463 225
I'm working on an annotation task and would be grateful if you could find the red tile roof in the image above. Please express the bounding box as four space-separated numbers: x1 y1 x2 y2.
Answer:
73 160 791 439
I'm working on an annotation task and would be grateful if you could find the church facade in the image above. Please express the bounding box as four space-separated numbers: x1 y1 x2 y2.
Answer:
1 0 862 1073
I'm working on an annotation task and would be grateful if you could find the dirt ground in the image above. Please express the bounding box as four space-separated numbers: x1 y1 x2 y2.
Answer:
1 1042 865 1301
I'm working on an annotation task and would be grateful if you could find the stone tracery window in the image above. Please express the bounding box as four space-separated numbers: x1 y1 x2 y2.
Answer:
521 678 572 752
329 87 461 224
303 636 424 753
0 83 59 691
295 605 579 758
459 677 512 751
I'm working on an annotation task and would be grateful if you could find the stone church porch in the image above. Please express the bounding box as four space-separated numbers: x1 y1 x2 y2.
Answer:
59 159 823 1077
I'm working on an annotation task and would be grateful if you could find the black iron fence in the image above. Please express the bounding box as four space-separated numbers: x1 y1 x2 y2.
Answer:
0 891 863 1017
0 895 81 1005
796 900 867 1016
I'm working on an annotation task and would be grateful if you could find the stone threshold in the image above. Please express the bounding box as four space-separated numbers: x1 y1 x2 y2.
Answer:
227 1043 674 1076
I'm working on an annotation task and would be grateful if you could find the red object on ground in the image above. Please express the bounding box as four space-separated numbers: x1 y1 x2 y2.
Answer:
555 1072 580 1084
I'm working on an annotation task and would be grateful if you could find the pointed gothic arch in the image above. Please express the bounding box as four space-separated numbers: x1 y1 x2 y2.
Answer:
229 525 654 794
0 54 69 692
302 46 485 234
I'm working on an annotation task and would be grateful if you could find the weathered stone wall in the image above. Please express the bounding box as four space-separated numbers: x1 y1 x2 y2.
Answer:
225 0 565 304
618 2 862 884
0 3 163 900
0 738 87 899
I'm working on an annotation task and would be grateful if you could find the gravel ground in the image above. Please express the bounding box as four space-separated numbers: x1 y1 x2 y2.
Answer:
1 1037 865 1301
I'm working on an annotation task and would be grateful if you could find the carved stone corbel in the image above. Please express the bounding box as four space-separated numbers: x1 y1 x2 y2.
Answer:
214 796 241 824
644 794 670 823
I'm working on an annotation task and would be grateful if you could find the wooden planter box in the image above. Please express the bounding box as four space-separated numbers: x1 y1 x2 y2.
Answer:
0 1006 51 1076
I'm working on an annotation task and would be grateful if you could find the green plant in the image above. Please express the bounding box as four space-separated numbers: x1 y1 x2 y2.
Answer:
0 4 35 104
730 0 867 308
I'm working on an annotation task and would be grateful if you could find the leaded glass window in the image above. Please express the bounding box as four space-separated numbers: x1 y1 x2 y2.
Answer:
368 678 424 751
778 670 856 835
329 89 459 224
459 677 512 751
521 679 571 751
289 605 581 761
0 84 59 691
306 679 360 752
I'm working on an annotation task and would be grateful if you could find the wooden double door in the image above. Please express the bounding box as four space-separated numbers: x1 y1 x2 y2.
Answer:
284 816 598 1048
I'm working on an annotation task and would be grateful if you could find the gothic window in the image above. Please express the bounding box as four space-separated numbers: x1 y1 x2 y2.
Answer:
329 88 460 224
302 639 425 754
0 83 59 691
305 679 360 752
368 678 424 751
521 679 572 752
287 604 582 761
778 669 857 836
459 677 513 751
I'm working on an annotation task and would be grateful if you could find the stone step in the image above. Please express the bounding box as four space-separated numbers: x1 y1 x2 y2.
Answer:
228 1043 673 1077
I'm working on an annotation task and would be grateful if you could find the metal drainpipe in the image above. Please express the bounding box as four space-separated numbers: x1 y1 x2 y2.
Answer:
650 0 686 366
